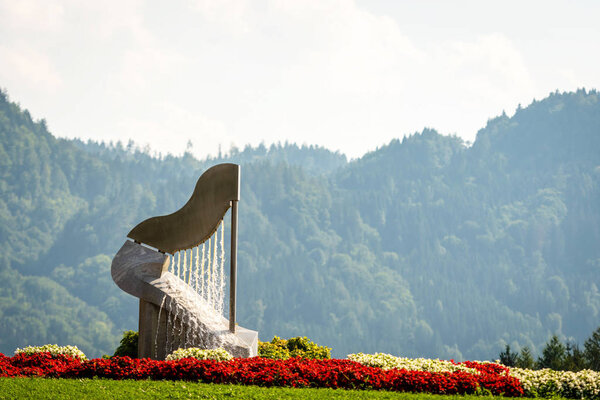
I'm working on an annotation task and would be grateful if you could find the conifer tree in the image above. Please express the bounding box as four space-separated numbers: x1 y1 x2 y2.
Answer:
537 335 566 370
516 346 535 369
584 326 600 370
499 344 518 367
564 342 586 371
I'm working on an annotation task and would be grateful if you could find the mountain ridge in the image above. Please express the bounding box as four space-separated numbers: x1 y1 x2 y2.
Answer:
0 88 598 360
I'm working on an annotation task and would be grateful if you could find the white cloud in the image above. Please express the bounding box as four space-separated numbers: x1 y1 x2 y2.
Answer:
0 0 596 159
0 44 63 92
0 0 65 32
115 101 229 158
278 1 422 95
404 33 536 141
190 0 251 35
441 33 534 101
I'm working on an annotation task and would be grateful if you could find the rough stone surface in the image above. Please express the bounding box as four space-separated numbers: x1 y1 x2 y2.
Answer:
112 240 258 359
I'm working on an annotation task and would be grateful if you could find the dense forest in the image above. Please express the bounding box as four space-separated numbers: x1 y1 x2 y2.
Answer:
0 88 598 361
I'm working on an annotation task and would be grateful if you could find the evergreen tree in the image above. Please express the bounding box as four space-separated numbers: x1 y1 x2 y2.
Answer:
537 335 566 370
516 346 535 369
564 342 586 371
499 344 518 367
584 326 600 371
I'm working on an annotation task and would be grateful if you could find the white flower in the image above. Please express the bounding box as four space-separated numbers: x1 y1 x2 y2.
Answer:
347 352 600 399
165 347 233 361
14 344 87 360
347 352 478 374
509 367 600 399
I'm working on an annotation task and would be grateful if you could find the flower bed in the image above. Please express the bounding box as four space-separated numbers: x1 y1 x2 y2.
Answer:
14 345 87 360
349 353 600 399
1 352 82 377
7 349 599 398
348 352 479 374
509 367 600 399
0 352 523 396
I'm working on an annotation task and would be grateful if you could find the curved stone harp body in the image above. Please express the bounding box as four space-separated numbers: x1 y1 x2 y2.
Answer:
111 163 258 359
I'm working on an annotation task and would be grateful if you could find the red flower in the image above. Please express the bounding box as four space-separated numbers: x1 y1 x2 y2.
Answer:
0 353 524 397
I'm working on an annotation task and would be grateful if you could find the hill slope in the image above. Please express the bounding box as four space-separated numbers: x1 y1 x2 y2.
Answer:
0 88 598 359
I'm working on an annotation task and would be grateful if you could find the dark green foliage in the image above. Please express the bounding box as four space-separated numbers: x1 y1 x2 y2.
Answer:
584 326 600 370
1 88 600 360
0 268 115 357
516 329 599 371
499 344 518 367
515 346 535 369
537 335 566 370
563 342 586 371
258 336 331 360
113 330 138 358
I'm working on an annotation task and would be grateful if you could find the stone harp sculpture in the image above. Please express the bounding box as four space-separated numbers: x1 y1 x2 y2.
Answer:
111 163 258 359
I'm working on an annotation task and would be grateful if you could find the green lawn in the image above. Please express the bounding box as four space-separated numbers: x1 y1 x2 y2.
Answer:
0 378 555 400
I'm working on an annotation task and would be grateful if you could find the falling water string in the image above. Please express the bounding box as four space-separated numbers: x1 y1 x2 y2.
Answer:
184 317 191 349
181 249 185 283
172 303 181 352
182 250 185 282
165 297 172 354
154 295 167 359
182 313 188 348
179 250 183 282
189 249 193 284
200 243 206 301
187 248 193 285
192 318 199 347
218 220 225 315
215 221 221 314
188 248 192 284
179 251 184 282
182 250 187 283
179 310 186 350
172 252 176 277
181 251 184 281
212 230 218 312
206 237 212 306
186 248 191 284
193 246 200 292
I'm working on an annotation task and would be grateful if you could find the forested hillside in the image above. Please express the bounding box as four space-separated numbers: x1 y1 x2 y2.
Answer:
1 88 598 360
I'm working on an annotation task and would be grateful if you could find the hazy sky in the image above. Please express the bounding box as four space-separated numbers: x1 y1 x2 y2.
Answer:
1 0 598 159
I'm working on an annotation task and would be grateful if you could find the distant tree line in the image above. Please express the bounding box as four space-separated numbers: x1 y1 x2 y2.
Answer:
499 326 600 371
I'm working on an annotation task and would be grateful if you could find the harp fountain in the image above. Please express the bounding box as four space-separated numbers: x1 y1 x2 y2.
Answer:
111 163 258 359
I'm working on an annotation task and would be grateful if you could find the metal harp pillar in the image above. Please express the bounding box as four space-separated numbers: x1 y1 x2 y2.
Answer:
229 199 238 333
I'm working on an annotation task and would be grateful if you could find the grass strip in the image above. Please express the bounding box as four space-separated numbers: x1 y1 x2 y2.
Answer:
0 377 556 400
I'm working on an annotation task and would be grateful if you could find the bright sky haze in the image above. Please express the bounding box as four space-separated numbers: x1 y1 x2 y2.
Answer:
1 0 598 159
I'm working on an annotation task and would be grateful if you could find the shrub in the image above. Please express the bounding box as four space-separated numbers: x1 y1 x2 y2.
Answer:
258 340 291 360
258 336 330 360
113 330 138 358
165 347 233 361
